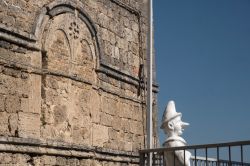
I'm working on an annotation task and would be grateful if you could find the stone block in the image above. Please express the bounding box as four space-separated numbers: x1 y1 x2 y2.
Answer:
132 142 141 151
114 46 120 59
91 160 102 166
112 117 122 131
119 102 131 119
100 112 113 127
117 140 125 151
133 55 140 67
130 120 138 134
0 153 12 164
109 31 116 45
0 85 8 95
0 95 5 112
125 28 133 42
132 134 144 151
97 12 109 28
133 104 142 121
102 96 116 116
20 72 29 79
120 49 128 64
100 28 109 41
42 109 53 125
123 17 130 28
0 112 9 135
86 0 98 10
46 77 59 90
20 98 29 112
12 154 31 165
89 90 101 123
128 42 139 55
108 128 118 140
5 95 20 113
18 112 40 138
121 118 130 133
28 75 41 114
136 121 144 135
2 67 21 78
72 126 91 145
80 159 92 166
33 156 41 166
53 105 67 125
56 157 67 166
124 141 132 151
8 113 18 136
67 158 79 166
92 124 109 147
116 36 128 50
127 51 134 66
103 41 114 57
41 125 53 139
1 14 15 26
16 79 30 98
91 106 100 124
132 31 139 44
124 132 133 142
131 21 139 32
104 140 118 150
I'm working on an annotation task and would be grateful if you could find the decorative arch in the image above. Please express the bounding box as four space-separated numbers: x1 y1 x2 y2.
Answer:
38 0 100 143
34 0 102 68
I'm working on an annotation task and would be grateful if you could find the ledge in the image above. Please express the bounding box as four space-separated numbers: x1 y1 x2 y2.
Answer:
0 58 145 104
0 137 139 163
0 23 40 51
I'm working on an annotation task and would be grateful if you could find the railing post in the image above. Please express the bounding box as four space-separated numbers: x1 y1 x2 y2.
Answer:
217 146 220 166
206 147 208 166
161 152 164 165
140 152 145 166
195 149 197 166
229 146 231 166
240 145 243 166
152 152 155 166
174 150 176 166
161 152 164 166
184 149 186 166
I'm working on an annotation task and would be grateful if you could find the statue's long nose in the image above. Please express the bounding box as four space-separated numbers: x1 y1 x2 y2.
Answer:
181 121 189 128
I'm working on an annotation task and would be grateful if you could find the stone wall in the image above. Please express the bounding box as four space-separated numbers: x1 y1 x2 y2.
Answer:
0 0 158 165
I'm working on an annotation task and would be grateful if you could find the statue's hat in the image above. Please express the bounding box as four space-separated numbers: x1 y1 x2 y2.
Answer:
160 100 182 129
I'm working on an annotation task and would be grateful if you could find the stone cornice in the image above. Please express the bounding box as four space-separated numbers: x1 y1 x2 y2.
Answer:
0 136 139 163
0 24 39 51
0 57 147 104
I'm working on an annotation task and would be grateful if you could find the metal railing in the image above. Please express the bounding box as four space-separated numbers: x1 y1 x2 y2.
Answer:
139 140 250 166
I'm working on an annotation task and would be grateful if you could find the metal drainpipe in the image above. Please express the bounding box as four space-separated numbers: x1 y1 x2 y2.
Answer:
146 0 153 165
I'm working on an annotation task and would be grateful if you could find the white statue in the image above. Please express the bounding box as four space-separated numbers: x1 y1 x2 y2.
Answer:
161 100 191 166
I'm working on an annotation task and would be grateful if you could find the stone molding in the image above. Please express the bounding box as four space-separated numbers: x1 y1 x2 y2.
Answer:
0 56 146 104
0 24 39 51
0 137 139 164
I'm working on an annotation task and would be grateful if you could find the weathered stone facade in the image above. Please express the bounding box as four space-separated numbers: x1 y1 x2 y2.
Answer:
0 0 158 165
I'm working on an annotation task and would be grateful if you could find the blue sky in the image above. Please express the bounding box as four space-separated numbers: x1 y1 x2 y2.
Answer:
154 0 250 146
